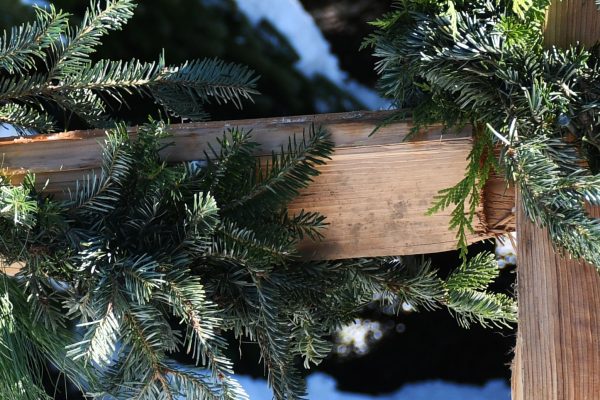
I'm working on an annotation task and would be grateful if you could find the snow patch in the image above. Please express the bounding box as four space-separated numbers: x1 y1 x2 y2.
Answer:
236 373 510 400
0 124 19 138
234 0 389 111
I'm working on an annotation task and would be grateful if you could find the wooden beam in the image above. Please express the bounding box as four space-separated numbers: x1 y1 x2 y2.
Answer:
512 3 600 398
0 111 514 263
512 198 600 399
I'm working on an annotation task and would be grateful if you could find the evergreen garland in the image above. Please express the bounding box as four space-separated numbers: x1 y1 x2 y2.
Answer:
0 2 516 399
365 0 600 267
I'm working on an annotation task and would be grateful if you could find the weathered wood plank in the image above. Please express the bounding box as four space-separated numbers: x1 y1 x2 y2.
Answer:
512 3 600 399
291 137 489 259
0 111 514 263
512 197 600 400
0 110 445 174
544 0 600 48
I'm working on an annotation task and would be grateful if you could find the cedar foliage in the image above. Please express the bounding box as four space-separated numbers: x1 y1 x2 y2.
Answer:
365 0 600 266
0 1 516 399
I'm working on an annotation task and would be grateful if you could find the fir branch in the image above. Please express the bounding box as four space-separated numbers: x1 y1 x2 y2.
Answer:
221 124 333 216
292 319 333 369
49 0 136 80
0 178 38 229
280 209 328 241
67 124 134 217
0 0 259 133
150 58 260 113
506 133 600 267
444 252 517 328
214 220 296 267
0 102 55 132
68 298 121 367
157 268 243 398
446 288 517 328
253 281 306 400
0 5 68 74
368 0 600 266
203 127 259 201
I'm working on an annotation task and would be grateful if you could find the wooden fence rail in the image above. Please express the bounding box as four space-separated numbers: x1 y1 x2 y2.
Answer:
0 110 514 262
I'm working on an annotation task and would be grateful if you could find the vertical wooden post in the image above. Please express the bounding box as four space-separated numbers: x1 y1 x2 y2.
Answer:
512 1 600 398
543 0 600 48
512 200 600 399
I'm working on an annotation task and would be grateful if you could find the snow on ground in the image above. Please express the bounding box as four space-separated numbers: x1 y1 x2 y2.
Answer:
0 124 19 138
237 373 510 400
234 0 390 111
496 233 517 268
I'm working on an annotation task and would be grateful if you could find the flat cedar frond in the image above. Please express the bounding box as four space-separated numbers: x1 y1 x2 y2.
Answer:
427 127 495 260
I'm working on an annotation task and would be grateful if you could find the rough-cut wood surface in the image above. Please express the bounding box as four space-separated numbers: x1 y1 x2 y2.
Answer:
511 4 600 399
512 198 600 400
544 0 600 48
292 136 486 259
483 170 515 235
0 111 514 263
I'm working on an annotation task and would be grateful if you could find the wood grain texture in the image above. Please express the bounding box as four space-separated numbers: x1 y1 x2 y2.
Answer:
512 4 600 399
512 197 600 400
0 111 514 265
291 136 489 259
544 0 600 48
483 170 516 235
